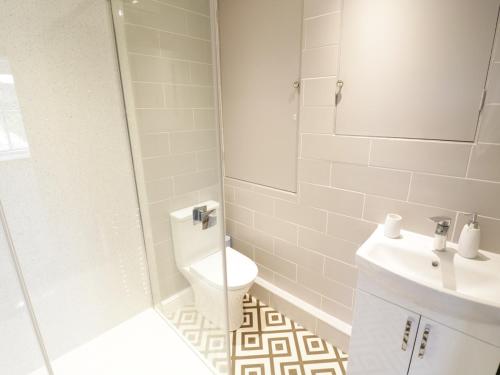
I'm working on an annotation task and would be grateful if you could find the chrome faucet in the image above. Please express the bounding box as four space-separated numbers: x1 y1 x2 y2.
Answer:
428 216 451 251
193 205 217 230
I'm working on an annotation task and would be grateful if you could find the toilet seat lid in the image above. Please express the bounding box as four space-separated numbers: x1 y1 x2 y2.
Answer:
190 247 258 290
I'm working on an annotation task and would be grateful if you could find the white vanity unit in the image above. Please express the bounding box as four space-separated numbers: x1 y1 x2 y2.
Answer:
348 226 500 375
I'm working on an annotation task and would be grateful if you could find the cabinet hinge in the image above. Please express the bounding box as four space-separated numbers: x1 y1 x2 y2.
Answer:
479 89 487 114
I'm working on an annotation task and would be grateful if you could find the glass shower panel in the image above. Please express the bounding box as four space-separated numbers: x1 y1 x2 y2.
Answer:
110 0 230 372
0 205 48 375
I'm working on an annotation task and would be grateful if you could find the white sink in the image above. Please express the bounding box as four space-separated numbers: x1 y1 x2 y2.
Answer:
356 225 500 324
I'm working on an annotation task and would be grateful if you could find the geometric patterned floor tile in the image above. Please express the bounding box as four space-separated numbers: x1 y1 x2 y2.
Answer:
231 294 348 375
165 305 229 373
166 294 348 374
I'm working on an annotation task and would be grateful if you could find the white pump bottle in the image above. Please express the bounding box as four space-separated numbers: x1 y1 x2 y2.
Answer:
457 213 480 259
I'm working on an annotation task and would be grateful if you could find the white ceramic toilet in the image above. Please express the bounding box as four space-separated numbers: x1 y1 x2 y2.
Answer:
170 201 258 331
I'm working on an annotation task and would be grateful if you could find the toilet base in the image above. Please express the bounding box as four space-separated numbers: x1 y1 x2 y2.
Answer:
190 273 252 331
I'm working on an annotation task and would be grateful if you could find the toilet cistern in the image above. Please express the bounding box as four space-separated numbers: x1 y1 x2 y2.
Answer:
428 216 452 251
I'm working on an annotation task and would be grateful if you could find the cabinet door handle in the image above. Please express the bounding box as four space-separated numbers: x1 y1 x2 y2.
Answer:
401 319 413 351
335 80 344 105
417 326 431 359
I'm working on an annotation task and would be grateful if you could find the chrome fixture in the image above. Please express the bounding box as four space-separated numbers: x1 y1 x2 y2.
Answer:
428 216 451 251
467 212 479 229
401 318 413 351
193 205 217 230
335 80 344 105
417 326 431 359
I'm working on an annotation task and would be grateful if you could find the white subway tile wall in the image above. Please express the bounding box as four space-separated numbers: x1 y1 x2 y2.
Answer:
123 0 219 300
225 0 500 347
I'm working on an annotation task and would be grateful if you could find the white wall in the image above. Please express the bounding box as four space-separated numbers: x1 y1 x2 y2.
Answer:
223 0 500 350
0 0 151 363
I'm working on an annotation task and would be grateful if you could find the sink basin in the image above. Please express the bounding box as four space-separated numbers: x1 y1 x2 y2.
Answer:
356 225 500 324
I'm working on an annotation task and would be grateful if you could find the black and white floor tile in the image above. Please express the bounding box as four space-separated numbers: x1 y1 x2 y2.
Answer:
166 294 348 375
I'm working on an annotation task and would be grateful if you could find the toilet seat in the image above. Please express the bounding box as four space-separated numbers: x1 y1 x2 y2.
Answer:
190 247 258 290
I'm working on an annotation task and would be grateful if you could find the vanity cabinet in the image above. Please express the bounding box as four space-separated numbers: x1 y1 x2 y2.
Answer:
347 290 420 375
348 290 500 375
408 317 500 375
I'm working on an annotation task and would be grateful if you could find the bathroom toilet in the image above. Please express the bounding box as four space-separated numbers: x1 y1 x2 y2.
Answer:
170 201 258 331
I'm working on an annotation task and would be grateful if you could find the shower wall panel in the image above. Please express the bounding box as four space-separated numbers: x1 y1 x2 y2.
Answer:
0 0 151 360
0 219 48 374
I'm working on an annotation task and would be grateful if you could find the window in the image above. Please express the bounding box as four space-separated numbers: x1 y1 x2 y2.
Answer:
0 58 29 161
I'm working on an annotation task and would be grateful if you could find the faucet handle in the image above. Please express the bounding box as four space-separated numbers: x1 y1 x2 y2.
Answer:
428 216 451 226
428 216 451 236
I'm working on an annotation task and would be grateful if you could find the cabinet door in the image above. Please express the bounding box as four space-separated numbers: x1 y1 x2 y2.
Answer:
409 317 500 375
348 290 420 375
336 0 499 141
219 0 302 192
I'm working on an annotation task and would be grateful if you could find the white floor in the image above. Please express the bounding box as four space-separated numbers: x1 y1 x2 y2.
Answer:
31 309 214 375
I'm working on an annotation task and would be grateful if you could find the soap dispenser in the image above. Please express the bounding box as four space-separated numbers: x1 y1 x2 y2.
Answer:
457 213 480 259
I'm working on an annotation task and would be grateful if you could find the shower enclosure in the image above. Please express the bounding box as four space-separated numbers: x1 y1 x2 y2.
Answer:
0 0 230 373
110 0 231 371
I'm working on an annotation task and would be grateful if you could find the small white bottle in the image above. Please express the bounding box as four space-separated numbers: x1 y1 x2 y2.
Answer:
457 213 480 259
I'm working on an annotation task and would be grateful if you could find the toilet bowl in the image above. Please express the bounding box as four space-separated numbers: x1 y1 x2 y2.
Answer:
170 201 258 331
189 246 258 330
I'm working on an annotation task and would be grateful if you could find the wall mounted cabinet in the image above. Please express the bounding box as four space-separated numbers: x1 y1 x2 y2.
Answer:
219 0 302 192
336 0 500 141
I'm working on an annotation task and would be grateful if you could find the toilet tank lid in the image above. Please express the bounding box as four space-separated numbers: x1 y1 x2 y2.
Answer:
170 200 219 222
